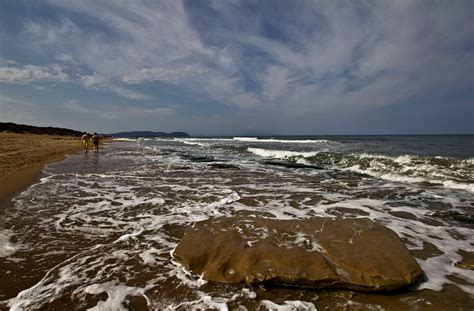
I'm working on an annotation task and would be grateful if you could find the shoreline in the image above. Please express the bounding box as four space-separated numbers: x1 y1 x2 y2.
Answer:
0 133 83 203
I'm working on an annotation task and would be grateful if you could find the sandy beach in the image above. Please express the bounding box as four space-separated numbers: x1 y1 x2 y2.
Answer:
0 133 83 202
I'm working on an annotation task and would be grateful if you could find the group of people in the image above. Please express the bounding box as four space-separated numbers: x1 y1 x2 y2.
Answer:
81 132 101 153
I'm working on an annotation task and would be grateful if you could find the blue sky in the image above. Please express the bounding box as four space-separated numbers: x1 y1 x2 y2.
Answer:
0 0 473 135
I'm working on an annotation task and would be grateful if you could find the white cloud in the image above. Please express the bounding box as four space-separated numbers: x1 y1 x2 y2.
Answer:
44 1 211 74
0 61 150 100
56 53 81 66
108 85 151 100
121 66 208 85
1 0 471 133
0 64 69 84
23 17 80 45
79 73 151 100
79 73 109 89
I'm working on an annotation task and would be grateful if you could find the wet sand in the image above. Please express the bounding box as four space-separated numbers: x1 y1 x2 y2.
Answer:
0 133 83 202
0 138 473 310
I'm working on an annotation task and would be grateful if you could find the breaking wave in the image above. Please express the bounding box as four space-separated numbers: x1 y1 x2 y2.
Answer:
248 147 474 193
233 137 332 144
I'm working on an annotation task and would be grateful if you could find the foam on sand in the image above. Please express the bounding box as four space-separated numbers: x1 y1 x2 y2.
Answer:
0 230 22 258
2 137 473 309
260 300 317 311
84 281 149 311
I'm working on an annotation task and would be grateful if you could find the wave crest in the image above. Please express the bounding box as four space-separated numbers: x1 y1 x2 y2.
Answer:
248 147 474 193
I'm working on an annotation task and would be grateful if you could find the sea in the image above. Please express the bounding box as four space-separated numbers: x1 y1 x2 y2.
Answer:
0 135 473 310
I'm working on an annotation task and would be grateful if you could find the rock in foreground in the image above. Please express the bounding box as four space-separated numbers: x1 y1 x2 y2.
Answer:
173 216 423 291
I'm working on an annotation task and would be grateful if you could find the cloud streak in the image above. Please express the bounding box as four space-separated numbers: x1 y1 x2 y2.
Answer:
0 0 472 134
0 64 69 84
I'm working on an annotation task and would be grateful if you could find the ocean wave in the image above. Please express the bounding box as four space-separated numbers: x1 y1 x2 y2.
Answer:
340 155 474 193
175 137 334 145
174 138 232 142
462 158 474 165
248 147 474 193
343 165 474 193
248 147 320 159
177 140 208 146
113 138 137 142
234 137 331 144
355 153 414 164
173 138 232 146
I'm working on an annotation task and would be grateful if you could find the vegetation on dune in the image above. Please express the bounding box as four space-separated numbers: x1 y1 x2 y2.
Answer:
0 122 82 136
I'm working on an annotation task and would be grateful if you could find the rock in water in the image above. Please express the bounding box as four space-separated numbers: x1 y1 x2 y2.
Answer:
172 216 423 291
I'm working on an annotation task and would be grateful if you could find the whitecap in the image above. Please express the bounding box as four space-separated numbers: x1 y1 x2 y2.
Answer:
113 138 137 142
235 137 331 144
248 147 319 159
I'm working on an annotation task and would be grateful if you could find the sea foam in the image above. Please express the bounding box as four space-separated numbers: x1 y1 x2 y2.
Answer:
0 230 21 258
235 137 330 144
247 147 474 193
248 147 319 159
3 137 473 309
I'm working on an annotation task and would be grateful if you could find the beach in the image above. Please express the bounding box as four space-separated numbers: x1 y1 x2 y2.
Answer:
0 135 473 310
0 133 83 202
1 0 472 309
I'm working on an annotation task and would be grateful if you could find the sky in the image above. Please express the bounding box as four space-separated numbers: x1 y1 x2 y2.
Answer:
0 0 473 135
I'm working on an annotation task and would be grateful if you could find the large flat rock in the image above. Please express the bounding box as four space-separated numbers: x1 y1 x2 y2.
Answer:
172 216 423 291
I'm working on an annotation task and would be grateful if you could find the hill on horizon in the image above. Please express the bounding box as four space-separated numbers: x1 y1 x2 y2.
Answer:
0 122 82 136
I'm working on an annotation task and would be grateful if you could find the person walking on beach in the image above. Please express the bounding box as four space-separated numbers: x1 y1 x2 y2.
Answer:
81 132 91 153
91 132 100 153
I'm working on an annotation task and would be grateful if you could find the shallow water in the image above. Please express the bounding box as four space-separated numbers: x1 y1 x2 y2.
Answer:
0 135 473 310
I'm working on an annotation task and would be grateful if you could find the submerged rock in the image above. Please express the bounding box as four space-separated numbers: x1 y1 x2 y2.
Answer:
180 154 215 162
208 163 240 170
173 216 423 292
263 160 324 170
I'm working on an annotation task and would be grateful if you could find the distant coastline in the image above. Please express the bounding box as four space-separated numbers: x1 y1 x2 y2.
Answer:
2 122 470 140
0 122 192 138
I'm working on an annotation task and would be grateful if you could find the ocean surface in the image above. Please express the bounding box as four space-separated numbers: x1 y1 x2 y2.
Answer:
0 135 473 310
